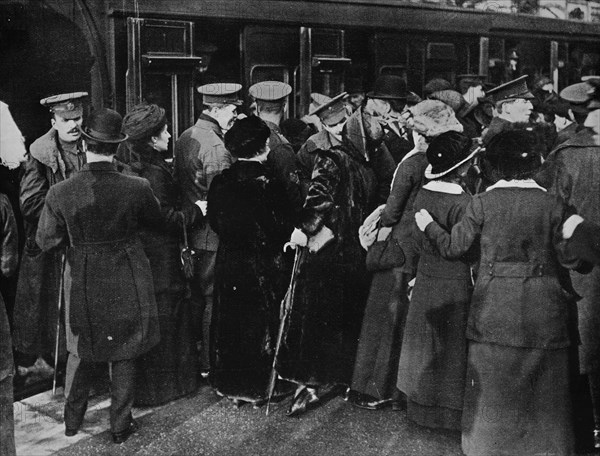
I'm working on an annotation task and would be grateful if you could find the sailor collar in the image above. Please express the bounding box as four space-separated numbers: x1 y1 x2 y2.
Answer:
486 179 546 192
422 180 465 194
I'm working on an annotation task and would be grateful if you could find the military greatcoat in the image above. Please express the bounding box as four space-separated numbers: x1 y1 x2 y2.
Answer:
36 162 161 362
13 128 85 355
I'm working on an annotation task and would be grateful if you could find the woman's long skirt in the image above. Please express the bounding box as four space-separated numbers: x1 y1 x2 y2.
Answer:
461 341 574 456
350 268 408 400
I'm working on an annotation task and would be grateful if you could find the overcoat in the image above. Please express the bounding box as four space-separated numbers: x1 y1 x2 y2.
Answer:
536 128 600 373
397 181 473 430
380 150 428 275
263 120 303 211
174 114 233 251
424 180 583 456
277 139 377 386
36 162 161 362
13 128 85 355
207 160 295 402
116 143 198 405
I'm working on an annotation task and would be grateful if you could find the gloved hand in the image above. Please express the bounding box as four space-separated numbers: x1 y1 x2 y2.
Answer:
562 214 584 239
285 228 308 251
415 209 434 232
195 200 208 217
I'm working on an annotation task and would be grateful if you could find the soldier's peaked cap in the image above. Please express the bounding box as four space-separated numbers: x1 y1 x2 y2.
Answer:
308 91 348 126
40 92 88 119
249 81 292 103
198 83 242 105
486 75 534 104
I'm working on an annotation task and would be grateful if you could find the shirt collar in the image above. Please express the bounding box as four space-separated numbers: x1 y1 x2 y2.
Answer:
422 180 465 194
486 179 547 192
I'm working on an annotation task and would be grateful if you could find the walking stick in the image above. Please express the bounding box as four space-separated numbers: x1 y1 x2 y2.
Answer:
266 247 304 415
52 252 66 396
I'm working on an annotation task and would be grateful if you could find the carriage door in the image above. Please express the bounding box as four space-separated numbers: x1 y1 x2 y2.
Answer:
126 18 205 156
242 25 299 118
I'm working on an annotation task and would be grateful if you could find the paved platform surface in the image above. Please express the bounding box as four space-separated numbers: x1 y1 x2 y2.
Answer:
14 383 466 456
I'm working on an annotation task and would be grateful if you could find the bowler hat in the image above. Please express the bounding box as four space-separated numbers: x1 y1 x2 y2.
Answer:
425 131 476 179
367 75 407 100
80 108 128 144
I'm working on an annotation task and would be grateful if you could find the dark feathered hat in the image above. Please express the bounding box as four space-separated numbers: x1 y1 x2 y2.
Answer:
224 116 271 158
122 103 167 140
482 125 543 180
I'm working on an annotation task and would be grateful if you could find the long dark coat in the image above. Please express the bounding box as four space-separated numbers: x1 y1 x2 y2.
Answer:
207 160 295 402
116 143 198 405
36 162 161 362
424 181 583 456
397 182 473 430
277 139 378 387
13 128 85 355
536 128 600 373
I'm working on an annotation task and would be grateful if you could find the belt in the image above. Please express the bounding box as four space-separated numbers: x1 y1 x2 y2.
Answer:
482 261 557 278
71 237 138 253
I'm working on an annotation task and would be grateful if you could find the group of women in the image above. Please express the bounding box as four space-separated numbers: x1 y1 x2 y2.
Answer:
115 95 588 456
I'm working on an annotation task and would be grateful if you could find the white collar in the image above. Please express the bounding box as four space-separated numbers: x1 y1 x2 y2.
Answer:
422 180 465 195
399 147 423 164
486 179 547 192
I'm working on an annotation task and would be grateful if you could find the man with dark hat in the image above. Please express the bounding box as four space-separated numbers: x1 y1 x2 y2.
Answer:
174 82 241 377
456 74 488 137
480 75 535 146
365 75 414 164
13 92 88 378
423 78 453 98
537 75 600 448
249 81 302 210
36 108 161 443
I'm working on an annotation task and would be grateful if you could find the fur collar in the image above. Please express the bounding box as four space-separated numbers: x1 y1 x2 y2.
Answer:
29 128 68 178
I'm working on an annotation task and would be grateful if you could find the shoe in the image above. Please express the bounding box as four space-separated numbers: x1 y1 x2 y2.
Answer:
65 428 78 437
349 392 391 410
111 419 138 444
286 386 319 417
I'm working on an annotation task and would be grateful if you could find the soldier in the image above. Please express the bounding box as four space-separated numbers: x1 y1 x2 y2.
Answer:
480 75 535 146
13 92 88 377
36 108 161 443
249 81 302 210
535 78 600 448
296 92 349 192
365 75 414 164
174 82 241 378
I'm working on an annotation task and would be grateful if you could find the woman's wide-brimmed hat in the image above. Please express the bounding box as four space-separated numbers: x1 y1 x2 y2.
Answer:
408 100 463 138
80 108 128 144
122 103 167 140
425 131 476 179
